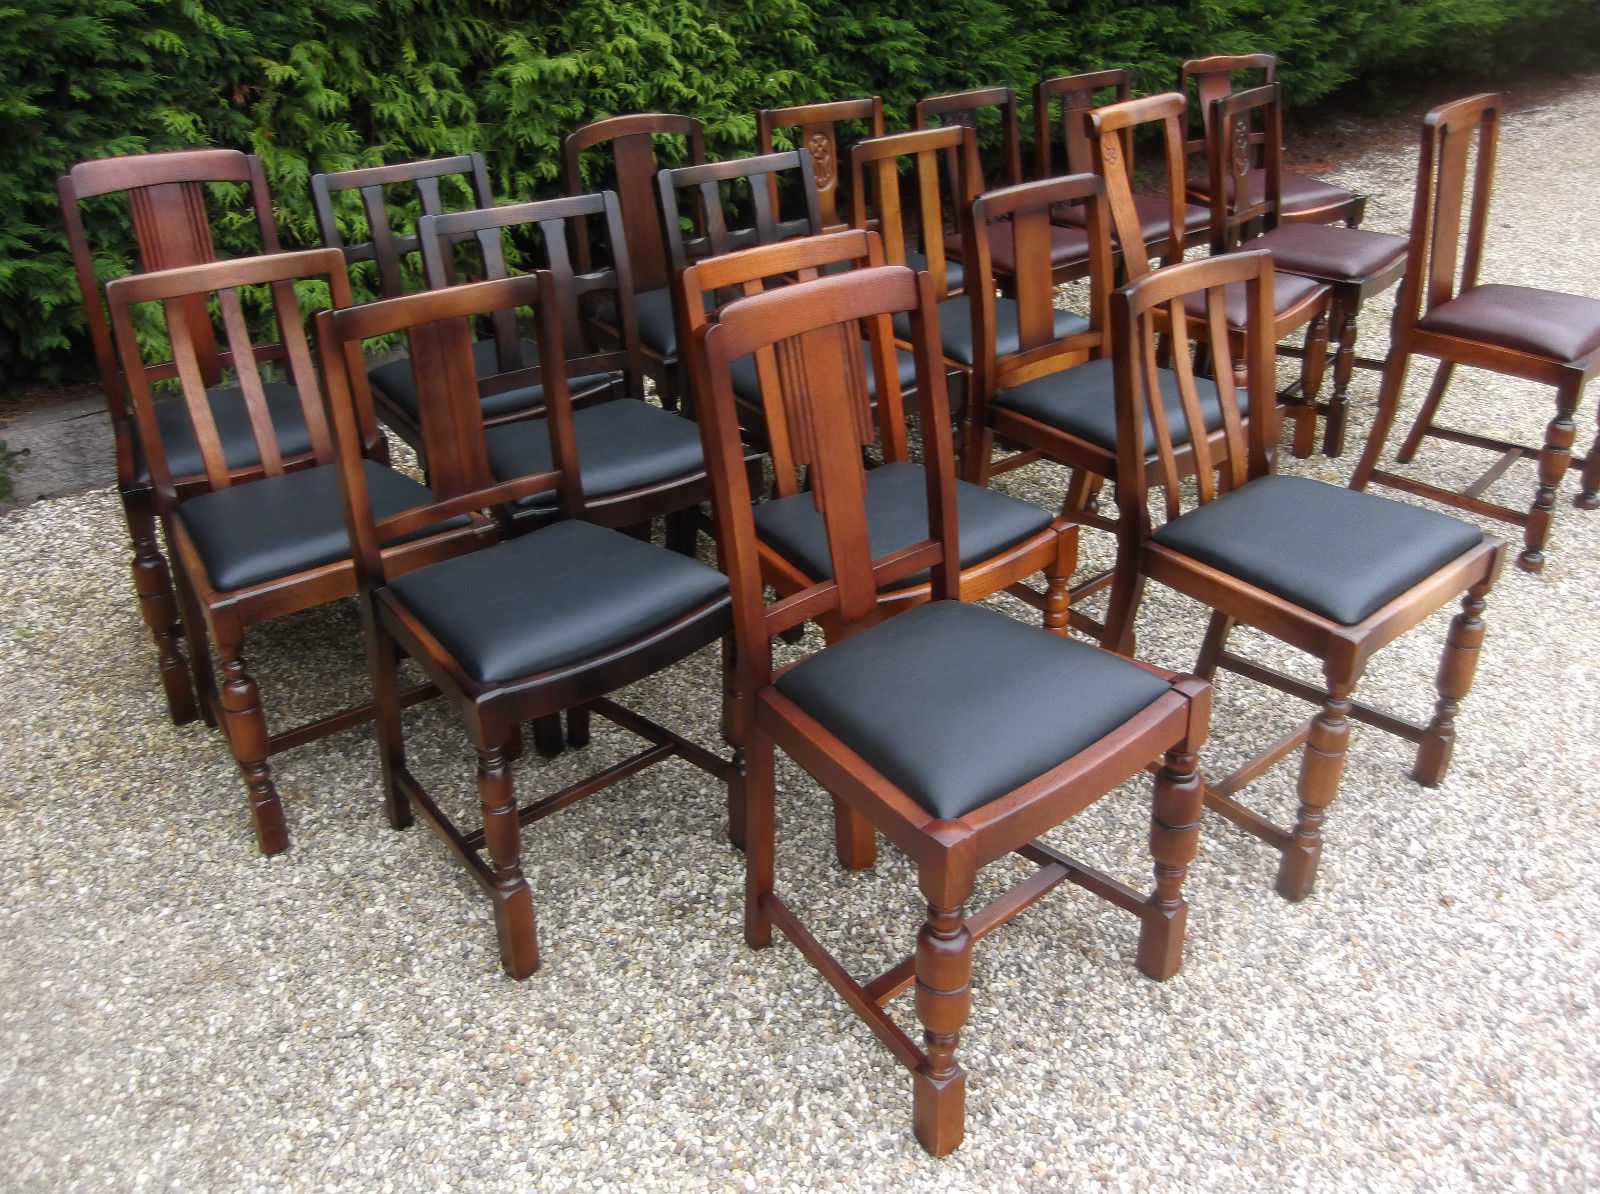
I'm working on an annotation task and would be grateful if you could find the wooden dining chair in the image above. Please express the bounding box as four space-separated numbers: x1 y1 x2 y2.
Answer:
1179 53 1367 227
1204 83 1409 457
104 248 489 854
58 148 296 726
1034 68 1209 270
564 113 708 410
677 226 1077 701
415 190 712 554
1350 93 1600 572
315 270 736 980
1089 93 1332 457
310 154 592 458
911 87 1093 286
849 126 1089 416
688 260 1211 1156
1102 248 1506 902
757 97 886 230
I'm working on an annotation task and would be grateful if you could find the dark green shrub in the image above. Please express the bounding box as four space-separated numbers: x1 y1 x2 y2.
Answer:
4 0 1595 391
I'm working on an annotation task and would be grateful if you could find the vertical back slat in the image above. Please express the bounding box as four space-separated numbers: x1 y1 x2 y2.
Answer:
215 285 285 477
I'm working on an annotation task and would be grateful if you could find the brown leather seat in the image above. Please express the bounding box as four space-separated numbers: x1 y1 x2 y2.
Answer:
1415 283 1600 361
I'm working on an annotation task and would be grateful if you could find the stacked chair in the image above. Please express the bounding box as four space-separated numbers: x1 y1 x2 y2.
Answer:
60 61 1574 1155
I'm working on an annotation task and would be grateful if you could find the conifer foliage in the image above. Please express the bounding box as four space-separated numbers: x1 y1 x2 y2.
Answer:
4 0 1595 388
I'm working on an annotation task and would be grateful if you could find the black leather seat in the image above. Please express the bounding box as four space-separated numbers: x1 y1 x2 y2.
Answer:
369 336 613 423
753 461 1052 585
387 518 729 684
993 357 1242 455
135 381 313 485
1151 474 1486 625
775 600 1174 819
485 399 707 508
178 460 465 591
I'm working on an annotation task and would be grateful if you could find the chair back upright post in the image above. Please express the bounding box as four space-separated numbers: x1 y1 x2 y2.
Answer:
1032 68 1133 179
757 97 886 230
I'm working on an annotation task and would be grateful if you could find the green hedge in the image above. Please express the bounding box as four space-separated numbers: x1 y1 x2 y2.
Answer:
5 0 1597 390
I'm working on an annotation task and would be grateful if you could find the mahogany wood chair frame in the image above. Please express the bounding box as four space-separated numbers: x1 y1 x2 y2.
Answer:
678 227 1077 743
310 154 564 456
1089 92 1332 456
563 113 708 410
104 248 489 853
911 87 1092 287
1204 83 1408 458
1102 249 1506 902
58 148 298 727
688 261 1210 1156
1350 93 1600 573
1033 68 1210 271
315 271 736 979
415 190 712 553
757 97 886 231
1179 53 1367 228
654 148 824 416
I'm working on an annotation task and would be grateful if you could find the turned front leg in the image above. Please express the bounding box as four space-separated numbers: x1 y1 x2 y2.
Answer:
911 897 973 1158
1277 678 1356 902
477 740 539 979
1414 579 1491 786
1138 745 1204 980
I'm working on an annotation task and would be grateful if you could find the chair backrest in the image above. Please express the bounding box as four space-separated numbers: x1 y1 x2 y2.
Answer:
966 175 1113 409
1088 93 1192 281
1033 69 1133 179
1111 248 1276 534
849 126 980 298
103 248 353 501
689 264 958 664
416 191 644 401
1392 93 1503 334
1178 52 1277 168
911 87 1022 193
58 149 281 433
757 98 886 229
563 113 707 295
655 150 824 279
678 229 901 483
310 154 497 299
316 272 581 587
1205 83 1287 252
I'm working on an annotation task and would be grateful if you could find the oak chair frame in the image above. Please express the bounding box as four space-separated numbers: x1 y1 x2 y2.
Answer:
1102 249 1506 901
1350 92 1600 572
415 190 710 551
59 148 295 727
1205 83 1407 458
689 262 1210 1156
105 248 489 853
310 153 552 453
911 87 1093 288
1089 92 1332 456
757 97 886 230
1179 53 1367 228
315 271 736 979
563 113 709 410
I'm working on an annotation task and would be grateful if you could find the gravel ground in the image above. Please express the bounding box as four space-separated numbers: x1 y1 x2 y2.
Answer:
3 83 1599 1193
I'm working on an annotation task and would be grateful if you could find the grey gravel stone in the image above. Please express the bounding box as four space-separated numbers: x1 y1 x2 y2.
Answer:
2 82 1599 1192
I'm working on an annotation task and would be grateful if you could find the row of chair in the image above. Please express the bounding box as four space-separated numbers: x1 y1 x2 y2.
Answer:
55 72 1595 1154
